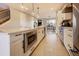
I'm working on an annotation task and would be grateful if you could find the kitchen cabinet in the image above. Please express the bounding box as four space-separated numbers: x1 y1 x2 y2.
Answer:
63 27 73 55
63 13 72 20
37 27 45 43
62 4 72 13
24 27 45 56
0 26 45 56
10 32 24 56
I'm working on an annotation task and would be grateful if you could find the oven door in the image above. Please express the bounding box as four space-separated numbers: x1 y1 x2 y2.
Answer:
23 31 37 53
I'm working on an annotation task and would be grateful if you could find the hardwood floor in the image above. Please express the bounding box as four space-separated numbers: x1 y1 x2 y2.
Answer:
31 31 69 56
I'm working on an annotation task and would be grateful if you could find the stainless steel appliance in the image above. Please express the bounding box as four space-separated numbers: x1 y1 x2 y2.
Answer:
73 4 79 52
38 20 42 26
23 30 37 53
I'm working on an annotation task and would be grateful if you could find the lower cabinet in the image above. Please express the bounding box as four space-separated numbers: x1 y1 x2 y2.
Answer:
64 27 73 55
11 39 24 56
10 33 24 56
10 27 45 56
37 27 45 43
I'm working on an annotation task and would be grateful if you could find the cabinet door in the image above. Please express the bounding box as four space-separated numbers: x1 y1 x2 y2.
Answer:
37 29 41 42
11 39 23 56
64 28 73 52
10 32 24 56
37 28 45 43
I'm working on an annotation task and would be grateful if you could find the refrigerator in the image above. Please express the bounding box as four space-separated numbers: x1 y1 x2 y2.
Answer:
73 4 79 51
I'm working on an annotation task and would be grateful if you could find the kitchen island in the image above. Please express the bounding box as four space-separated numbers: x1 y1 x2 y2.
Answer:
0 26 45 56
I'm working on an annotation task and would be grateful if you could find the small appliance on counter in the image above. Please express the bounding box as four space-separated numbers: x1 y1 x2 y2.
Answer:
38 19 42 26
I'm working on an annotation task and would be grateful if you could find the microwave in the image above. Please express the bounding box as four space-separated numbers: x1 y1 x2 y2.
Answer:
23 30 37 53
0 4 10 25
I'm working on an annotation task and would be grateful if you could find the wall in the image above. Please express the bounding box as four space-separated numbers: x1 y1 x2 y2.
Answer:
20 13 34 28
0 4 34 29
0 4 21 29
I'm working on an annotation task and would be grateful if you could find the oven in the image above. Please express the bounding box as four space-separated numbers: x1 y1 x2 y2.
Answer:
23 30 37 53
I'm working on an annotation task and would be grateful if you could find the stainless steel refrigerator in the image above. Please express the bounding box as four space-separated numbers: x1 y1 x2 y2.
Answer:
73 4 79 51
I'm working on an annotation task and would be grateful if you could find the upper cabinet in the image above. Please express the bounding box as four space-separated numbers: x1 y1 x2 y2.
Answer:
62 4 73 20
62 4 73 13
60 4 73 27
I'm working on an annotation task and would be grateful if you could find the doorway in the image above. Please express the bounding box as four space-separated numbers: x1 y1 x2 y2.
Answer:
46 19 56 32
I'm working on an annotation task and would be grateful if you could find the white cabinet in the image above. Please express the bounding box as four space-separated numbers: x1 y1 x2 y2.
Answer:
64 27 73 54
10 32 24 56
0 27 45 56
37 27 45 43
63 13 72 20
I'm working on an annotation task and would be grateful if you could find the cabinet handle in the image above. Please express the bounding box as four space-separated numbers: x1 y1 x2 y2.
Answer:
68 34 72 37
15 34 22 36
68 29 72 31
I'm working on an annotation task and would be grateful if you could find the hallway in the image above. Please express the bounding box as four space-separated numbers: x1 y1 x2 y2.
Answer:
31 31 69 56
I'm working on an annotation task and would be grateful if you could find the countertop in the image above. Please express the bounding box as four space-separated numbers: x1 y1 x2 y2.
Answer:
0 26 44 34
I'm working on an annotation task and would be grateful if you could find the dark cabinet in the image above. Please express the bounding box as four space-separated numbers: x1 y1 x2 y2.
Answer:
62 4 73 13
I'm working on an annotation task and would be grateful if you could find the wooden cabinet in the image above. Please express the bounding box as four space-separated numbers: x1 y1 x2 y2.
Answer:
10 32 24 56
62 4 72 13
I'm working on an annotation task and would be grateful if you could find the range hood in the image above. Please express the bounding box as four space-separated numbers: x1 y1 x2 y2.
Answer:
0 4 10 25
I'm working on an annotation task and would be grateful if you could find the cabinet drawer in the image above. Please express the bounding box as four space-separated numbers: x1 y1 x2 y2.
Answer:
64 28 72 34
10 32 23 42
64 31 72 35
64 34 72 38
64 28 72 31
10 32 23 38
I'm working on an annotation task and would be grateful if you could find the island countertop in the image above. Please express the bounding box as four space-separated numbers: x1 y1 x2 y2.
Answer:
0 26 45 34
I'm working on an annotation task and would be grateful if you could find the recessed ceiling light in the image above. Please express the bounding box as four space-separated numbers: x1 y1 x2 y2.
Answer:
21 6 28 10
25 8 29 10
51 8 53 10
21 6 24 8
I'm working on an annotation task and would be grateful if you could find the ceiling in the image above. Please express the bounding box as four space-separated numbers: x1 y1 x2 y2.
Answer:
23 3 65 19
7 3 65 19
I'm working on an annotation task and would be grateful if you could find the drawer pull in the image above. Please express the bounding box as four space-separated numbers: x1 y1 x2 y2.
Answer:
68 29 72 31
68 34 72 37
15 34 22 36
68 44 71 49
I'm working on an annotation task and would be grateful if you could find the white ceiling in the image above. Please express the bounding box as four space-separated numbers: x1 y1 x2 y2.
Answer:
9 3 65 19
37 3 65 19
24 3 65 19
